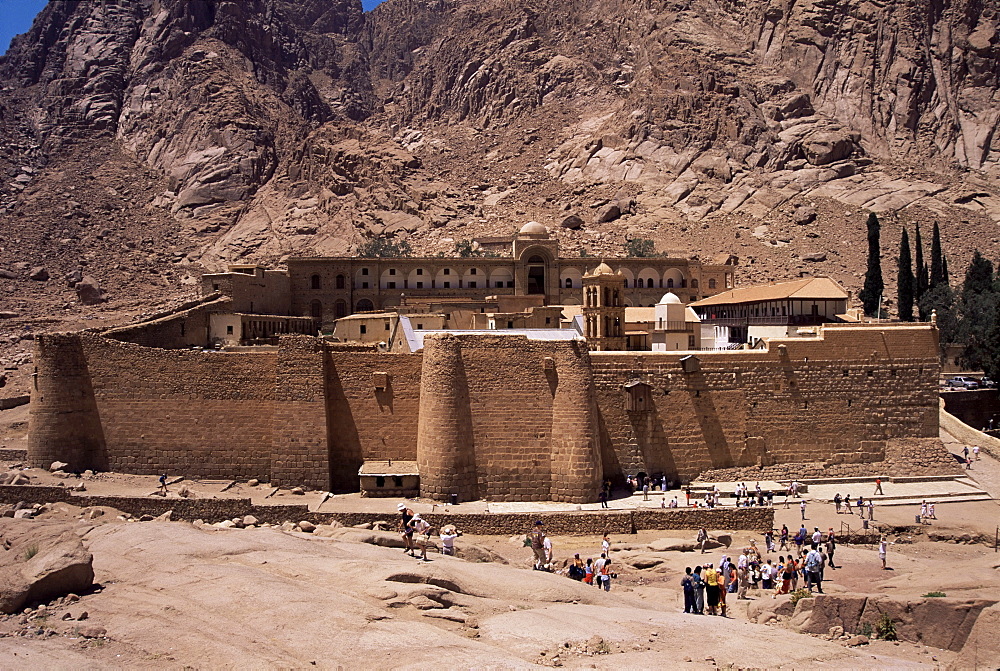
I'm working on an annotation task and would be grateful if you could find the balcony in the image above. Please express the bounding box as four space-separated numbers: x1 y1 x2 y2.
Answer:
698 314 829 327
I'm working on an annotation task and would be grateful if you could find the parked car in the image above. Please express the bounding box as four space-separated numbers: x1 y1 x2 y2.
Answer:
981 376 996 388
947 376 980 389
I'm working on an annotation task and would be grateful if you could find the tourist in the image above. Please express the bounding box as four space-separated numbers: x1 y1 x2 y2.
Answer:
661 474 667 492
697 527 709 554
800 499 807 520
867 499 874 520
584 558 594 585
569 554 585 581
398 503 415 557
158 474 168 495
692 565 705 613
736 562 749 600
409 514 431 561
670 496 679 508
681 567 695 613
795 525 807 551
791 480 800 497
826 531 837 569
967 455 973 470
643 480 650 501
734 485 741 507
602 534 610 556
598 486 608 509
543 534 554 567
761 559 774 590
767 490 775 507
598 555 613 591
963 445 970 462
879 536 891 570
812 527 822 545
928 502 936 519
529 521 548 570
765 529 774 552
704 563 720 615
833 492 842 513
440 525 458 556
773 556 791 597
805 545 824 593
717 563 731 616
779 524 789 551
788 554 800 591
857 495 864 517
685 485 691 506
874 477 884 495
973 445 980 461
919 500 927 522
844 494 852 513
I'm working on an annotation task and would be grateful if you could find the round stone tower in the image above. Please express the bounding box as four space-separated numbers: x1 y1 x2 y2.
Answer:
27 334 107 472
549 340 603 502
416 334 477 501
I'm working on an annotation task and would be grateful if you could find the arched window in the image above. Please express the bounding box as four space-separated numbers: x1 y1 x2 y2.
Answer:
623 279 628 288
667 278 674 288
646 278 654 288
634 279 641 288
310 300 322 320
709 278 717 289
335 300 347 318
691 279 699 289
336 274 345 289
356 298 375 312
565 277 573 289
311 274 321 290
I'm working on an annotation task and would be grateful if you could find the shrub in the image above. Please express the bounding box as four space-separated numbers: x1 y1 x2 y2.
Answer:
874 613 897 641
23 544 39 561
789 588 813 605
922 591 946 598
356 237 412 258
625 238 656 258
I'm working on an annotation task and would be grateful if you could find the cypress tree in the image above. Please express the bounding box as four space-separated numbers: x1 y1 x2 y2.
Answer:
914 223 928 300
930 221 944 287
859 212 884 316
897 228 915 321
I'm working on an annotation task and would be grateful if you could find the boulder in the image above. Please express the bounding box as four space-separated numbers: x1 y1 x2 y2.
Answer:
595 203 621 223
28 267 49 281
647 538 698 552
560 214 584 230
845 635 869 646
64 269 84 287
247 479 259 487
0 269 16 280
955 602 1000 668
625 554 665 569
290 487 305 495
802 252 827 262
793 206 817 225
242 515 259 527
75 276 105 305
50 461 68 473
0 519 94 613
801 131 856 166
788 594 868 635
297 520 316 533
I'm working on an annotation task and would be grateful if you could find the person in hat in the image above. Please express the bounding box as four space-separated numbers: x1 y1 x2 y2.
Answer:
440 524 458 556
397 503 415 557
409 513 431 561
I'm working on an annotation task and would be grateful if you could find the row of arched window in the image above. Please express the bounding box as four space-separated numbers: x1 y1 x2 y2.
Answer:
309 273 717 291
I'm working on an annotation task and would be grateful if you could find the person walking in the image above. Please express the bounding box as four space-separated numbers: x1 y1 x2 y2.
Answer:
867 499 874 520
834 492 842 513
856 495 865 518
973 445 981 461
642 480 650 501
919 500 927 522
779 524 789 551
529 521 548 570
737 562 749 600
593 553 607 587
879 536 891 570
602 534 611 556
681 567 696 613
761 559 774 590
826 531 837 569
844 494 852 514
598 558 613 591
805 545 824 593
409 514 432 561
765 530 774 552
598 486 608 509
158 474 169 495
873 477 884 495
584 558 594 585
928 502 936 519
697 527 709 554
800 499 807 520
398 503 416 557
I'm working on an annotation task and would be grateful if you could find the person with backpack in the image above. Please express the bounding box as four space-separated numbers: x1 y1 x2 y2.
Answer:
681 567 696 613
568 554 585 581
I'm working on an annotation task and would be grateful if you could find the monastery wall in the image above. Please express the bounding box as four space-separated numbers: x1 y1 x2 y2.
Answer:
591 324 941 482
102 296 232 349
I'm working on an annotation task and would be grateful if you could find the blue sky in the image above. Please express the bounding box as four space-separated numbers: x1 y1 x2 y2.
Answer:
1 0 386 56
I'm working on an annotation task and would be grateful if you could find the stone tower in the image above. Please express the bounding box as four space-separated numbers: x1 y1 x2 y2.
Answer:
582 262 626 351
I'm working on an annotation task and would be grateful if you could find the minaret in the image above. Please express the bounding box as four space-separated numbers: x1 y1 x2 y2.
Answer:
582 262 626 351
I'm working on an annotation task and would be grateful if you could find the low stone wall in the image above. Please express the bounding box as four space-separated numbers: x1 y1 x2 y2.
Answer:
0 395 29 410
940 402 1000 460
0 449 27 462
0 486 773 533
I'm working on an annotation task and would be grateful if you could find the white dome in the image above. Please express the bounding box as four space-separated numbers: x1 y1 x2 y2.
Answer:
592 262 615 276
658 292 682 305
519 221 548 236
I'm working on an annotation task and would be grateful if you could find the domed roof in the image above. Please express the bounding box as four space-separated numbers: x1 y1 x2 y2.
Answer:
592 262 615 276
519 221 548 236
658 292 682 305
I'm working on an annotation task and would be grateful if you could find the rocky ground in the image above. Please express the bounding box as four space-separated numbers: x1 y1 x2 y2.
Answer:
0 403 998 668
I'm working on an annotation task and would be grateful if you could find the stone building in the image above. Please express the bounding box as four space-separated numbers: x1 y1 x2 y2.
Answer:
201 223 737 331
28 304 951 502
582 262 626 351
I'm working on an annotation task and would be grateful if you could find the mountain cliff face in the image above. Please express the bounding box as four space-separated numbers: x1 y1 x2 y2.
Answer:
1 0 999 332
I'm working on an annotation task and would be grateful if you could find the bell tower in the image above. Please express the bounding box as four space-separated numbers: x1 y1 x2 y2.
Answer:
582 262 626 351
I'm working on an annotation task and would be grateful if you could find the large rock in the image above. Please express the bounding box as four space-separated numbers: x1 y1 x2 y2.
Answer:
801 131 857 166
0 519 94 613
788 594 868 635
560 214 584 229
595 203 621 223
75 276 105 305
954 602 1000 668
28 267 49 281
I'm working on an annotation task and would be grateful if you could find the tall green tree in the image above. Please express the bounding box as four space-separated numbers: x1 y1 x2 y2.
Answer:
943 254 950 285
956 251 999 371
930 222 945 287
859 212 884 316
914 223 928 300
897 228 915 321
919 282 958 358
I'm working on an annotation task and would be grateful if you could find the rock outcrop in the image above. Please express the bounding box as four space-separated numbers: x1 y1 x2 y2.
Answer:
0 519 95 613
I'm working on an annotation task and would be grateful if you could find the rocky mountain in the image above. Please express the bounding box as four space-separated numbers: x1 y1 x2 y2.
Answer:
1 0 999 356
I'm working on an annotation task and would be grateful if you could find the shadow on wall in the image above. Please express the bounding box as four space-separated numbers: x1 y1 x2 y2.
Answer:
325 356 363 492
631 400 680 483
685 371 734 470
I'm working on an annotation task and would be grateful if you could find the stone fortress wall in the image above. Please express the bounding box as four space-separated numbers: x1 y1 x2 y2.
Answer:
27 320 948 501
